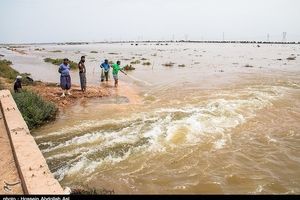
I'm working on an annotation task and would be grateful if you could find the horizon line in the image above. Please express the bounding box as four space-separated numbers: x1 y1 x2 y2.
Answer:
1 40 300 46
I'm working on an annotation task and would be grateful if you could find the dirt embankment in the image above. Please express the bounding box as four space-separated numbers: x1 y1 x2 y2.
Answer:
28 82 111 109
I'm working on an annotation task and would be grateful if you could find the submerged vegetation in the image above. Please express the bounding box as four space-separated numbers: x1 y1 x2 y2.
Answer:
34 48 45 51
13 90 57 129
287 56 296 60
142 61 151 65
44 58 77 70
124 64 135 70
163 62 175 67
49 50 62 53
130 60 141 65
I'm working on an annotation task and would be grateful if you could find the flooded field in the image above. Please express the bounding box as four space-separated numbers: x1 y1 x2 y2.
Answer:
1 43 299 194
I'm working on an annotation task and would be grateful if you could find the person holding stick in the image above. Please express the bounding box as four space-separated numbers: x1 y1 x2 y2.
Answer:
111 60 127 87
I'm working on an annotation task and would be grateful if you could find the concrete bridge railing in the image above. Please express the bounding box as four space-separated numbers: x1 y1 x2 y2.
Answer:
0 90 65 194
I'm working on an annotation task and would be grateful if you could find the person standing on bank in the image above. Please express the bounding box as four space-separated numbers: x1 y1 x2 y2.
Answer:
58 58 72 97
111 61 127 87
78 56 86 92
100 59 110 82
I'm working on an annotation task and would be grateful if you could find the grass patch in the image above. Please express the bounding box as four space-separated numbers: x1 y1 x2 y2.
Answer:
34 48 45 51
287 57 296 60
49 50 62 53
44 58 77 70
178 64 186 67
12 90 57 130
130 60 141 65
90 51 98 53
0 59 34 85
141 58 147 60
0 59 18 80
0 80 4 90
162 62 175 67
142 62 151 65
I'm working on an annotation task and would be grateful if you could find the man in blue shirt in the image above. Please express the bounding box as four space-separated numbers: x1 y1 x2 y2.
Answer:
58 58 72 97
100 59 110 82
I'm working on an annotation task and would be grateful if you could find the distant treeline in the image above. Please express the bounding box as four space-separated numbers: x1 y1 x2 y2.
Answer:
1 40 299 46
104 40 300 45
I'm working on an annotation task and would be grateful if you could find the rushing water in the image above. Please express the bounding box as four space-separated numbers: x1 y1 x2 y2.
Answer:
1 43 299 193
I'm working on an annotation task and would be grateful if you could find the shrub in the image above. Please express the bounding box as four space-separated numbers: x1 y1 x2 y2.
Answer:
0 59 18 80
178 64 186 67
12 90 57 129
130 60 141 64
287 57 296 60
90 51 98 53
142 62 151 65
0 80 4 90
44 58 77 70
162 62 175 67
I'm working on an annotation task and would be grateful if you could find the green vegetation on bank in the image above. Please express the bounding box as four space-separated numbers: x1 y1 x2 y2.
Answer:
0 59 32 84
13 90 57 129
0 59 19 80
0 80 4 90
0 59 58 130
44 58 77 70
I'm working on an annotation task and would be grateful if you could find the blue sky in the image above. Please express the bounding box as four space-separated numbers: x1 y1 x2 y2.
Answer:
0 0 300 43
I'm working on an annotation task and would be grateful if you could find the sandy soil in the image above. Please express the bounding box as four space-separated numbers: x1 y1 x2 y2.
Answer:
28 82 112 110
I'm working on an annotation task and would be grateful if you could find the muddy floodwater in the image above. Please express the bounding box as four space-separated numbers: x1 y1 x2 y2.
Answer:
1 43 299 194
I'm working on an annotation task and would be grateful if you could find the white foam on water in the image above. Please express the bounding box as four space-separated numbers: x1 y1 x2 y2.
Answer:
213 139 227 150
42 85 287 181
